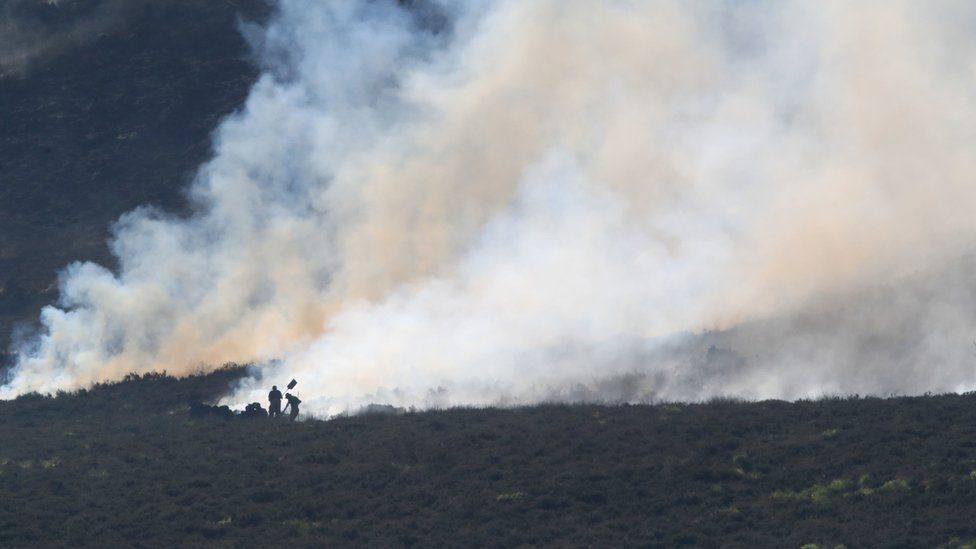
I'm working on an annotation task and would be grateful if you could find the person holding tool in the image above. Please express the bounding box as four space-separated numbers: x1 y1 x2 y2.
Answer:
283 392 302 421
277 379 300 421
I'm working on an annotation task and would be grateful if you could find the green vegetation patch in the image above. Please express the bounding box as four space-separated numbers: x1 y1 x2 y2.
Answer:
282 518 323 535
773 479 851 504
879 479 909 492
942 537 976 549
773 476 911 503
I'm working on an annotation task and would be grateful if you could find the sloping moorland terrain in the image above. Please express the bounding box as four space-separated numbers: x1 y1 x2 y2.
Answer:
0 0 270 365
7 2 976 547
3 367 976 547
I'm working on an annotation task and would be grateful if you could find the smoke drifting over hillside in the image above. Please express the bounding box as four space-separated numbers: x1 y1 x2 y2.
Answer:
5 0 976 415
1 0 162 75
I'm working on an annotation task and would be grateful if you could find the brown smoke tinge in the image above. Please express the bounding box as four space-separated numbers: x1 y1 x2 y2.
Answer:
329 1 713 300
5 1 976 413
695 0 976 326
334 0 976 337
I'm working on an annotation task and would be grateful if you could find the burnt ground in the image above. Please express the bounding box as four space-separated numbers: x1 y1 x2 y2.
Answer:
0 0 270 365
3 367 976 547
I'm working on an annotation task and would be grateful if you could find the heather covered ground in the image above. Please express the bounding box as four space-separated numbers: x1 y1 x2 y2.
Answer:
2 367 976 547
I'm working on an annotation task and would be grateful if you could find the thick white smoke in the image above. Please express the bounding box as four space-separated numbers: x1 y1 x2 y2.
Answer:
5 0 976 416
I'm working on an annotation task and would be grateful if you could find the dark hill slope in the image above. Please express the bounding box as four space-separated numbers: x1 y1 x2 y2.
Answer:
0 0 270 364
2 369 976 547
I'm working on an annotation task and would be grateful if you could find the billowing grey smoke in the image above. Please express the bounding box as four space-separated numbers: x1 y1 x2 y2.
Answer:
5 0 976 416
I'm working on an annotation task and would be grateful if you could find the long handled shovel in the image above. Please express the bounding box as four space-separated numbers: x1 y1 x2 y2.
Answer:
281 379 299 418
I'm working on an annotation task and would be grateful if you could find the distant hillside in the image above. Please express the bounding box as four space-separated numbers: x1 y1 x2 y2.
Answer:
0 0 270 366
2 368 976 546
5 4 976 546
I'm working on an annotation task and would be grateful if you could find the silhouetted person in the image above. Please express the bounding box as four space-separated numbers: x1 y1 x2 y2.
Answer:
284 393 301 421
268 385 283 417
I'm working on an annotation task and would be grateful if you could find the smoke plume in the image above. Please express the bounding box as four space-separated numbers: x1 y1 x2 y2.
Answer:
5 0 976 416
